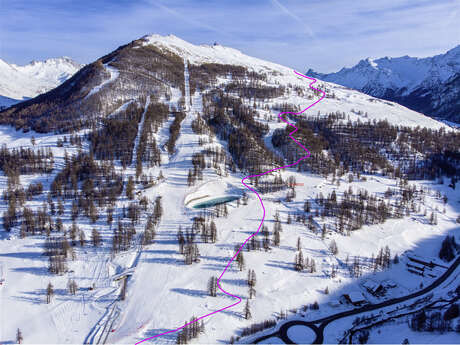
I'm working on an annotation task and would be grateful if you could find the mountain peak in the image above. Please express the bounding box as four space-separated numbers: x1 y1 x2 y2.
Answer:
0 56 82 106
306 44 460 122
312 45 460 92
139 33 290 74
445 44 460 57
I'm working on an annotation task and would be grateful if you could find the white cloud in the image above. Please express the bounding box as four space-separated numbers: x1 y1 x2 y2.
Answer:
270 0 314 38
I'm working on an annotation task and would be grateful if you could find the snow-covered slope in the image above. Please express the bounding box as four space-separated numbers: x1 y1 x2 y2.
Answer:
0 57 82 107
307 45 460 123
142 34 447 130
142 34 293 74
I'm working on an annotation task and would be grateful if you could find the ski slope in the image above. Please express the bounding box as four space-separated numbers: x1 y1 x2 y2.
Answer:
0 35 458 344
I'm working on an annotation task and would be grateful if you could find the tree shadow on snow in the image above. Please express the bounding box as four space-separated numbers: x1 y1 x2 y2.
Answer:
219 278 247 287
144 249 177 255
0 251 44 260
201 255 230 263
170 288 207 298
12 266 49 276
142 257 183 265
202 263 228 271
265 259 295 271
140 328 176 342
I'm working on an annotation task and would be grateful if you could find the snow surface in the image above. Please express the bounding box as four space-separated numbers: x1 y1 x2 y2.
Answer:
184 179 242 209
142 34 294 75
286 325 315 343
143 34 450 130
0 57 81 107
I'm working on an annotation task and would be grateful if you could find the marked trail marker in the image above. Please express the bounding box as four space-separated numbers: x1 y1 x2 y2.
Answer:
136 71 325 344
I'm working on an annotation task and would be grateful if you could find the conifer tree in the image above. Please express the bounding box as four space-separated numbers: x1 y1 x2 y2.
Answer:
46 282 54 304
58 198 64 216
153 196 163 225
67 278 78 295
91 228 101 246
244 299 251 319
236 250 245 271
177 227 185 254
273 228 280 246
79 230 85 247
210 221 217 243
208 276 217 297
126 176 135 200
295 250 304 271
247 269 256 288
16 328 23 344
329 239 338 255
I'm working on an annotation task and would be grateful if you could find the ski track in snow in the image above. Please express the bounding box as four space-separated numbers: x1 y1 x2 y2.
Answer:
136 71 325 344
84 63 119 100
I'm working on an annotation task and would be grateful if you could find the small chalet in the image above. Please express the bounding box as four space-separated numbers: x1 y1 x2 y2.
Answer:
343 291 367 306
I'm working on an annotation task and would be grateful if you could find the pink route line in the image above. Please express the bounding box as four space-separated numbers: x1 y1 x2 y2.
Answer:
135 71 325 344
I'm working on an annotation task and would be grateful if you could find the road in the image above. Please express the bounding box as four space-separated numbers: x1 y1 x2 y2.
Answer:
253 255 460 344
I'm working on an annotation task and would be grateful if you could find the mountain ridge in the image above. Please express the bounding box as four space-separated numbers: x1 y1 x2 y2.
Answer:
307 45 460 122
0 56 82 108
0 34 449 133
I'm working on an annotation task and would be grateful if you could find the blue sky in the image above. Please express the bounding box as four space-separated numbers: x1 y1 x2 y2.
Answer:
0 0 459 72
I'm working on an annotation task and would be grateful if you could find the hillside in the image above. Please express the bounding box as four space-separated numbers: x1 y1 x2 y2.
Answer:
0 34 459 345
0 35 448 133
307 45 460 123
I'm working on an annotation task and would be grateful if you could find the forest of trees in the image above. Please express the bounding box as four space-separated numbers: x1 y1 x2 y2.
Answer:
0 145 54 175
166 111 186 155
224 81 285 100
50 153 123 209
175 317 205 344
90 101 144 167
0 38 184 133
200 92 282 174
272 113 460 181
188 63 265 95
135 101 169 177
410 306 460 333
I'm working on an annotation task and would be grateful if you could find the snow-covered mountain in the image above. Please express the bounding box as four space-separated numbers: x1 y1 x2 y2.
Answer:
307 45 460 123
0 34 459 345
142 34 293 73
0 57 82 108
0 34 448 132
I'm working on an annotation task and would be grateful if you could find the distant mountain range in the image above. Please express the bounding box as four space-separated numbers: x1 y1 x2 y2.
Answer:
0 57 82 109
308 45 460 123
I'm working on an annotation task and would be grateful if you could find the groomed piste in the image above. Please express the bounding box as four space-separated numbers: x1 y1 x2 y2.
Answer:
136 71 325 344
